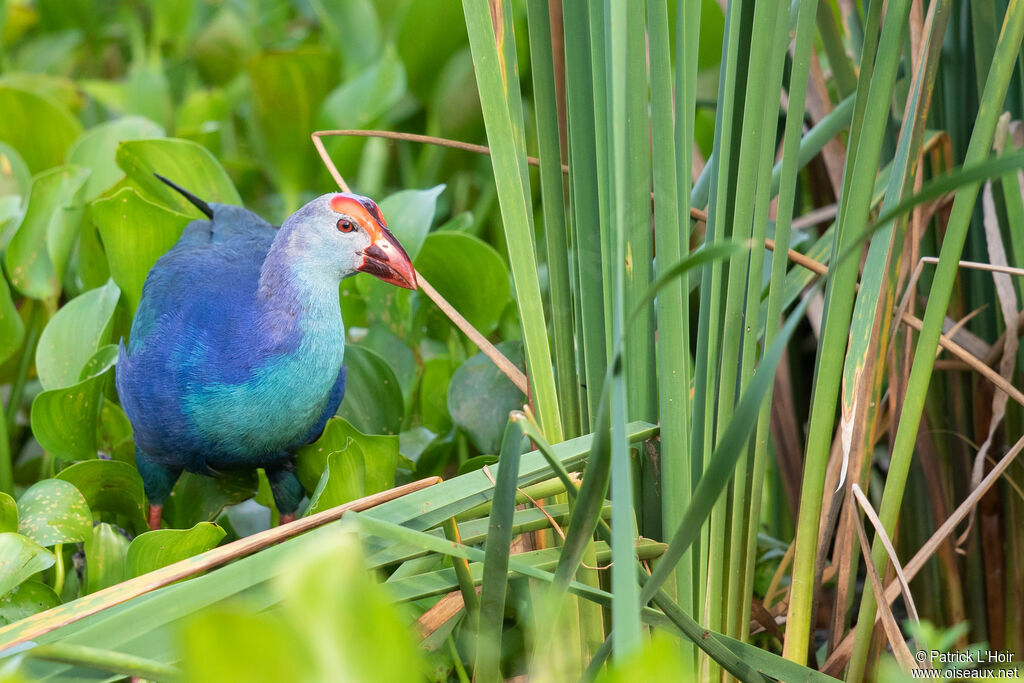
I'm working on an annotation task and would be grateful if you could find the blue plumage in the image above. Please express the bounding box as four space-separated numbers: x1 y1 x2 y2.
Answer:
116 178 416 527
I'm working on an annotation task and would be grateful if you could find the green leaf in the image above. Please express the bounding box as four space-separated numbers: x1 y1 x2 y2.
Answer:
162 471 258 530
92 187 191 314
310 0 383 77
57 460 147 535
414 231 510 335
447 341 526 453
31 344 117 460
125 522 225 578
377 185 443 262
115 138 241 216
16 479 92 547
4 165 91 301
83 523 128 594
0 493 17 534
0 580 60 625
397 0 467 101
194 8 256 86
296 417 400 495
0 86 82 174
67 116 165 200
35 280 120 391
248 49 337 211
419 357 453 433
180 609 297 682
304 444 365 516
124 63 173 132
338 345 404 435
0 275 24 366
0 534 54 599
0 141 31 199
357 326 417 405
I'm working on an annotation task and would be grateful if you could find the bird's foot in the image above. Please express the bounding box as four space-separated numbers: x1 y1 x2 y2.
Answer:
278 512 295 525
147 504 163 530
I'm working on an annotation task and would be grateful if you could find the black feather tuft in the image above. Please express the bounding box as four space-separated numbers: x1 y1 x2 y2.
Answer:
153 173 214 219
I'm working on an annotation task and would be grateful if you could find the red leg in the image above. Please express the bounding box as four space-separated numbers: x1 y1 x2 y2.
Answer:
278 512 295 525
147 503 163 530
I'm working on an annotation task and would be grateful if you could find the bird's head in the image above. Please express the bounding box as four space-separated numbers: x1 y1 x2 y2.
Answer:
283 193 417 289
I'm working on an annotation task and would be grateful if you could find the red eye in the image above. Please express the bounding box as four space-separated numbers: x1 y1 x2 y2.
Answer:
337 219 355 233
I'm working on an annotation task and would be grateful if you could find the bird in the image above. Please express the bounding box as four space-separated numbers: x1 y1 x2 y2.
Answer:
115 175 416 530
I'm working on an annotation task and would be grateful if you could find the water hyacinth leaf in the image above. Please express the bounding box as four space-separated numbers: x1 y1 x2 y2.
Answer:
125 522 226 578
92 187 191 314
83 523 128 594
296 417 399 494
0 142 31 199
115 138 241 215
4 165 91 301
194 8 256 86
35 280 120 391
248 49 337 210
56 459 147 535
338 345 404 435
16 479 92 547
0 86 83 174
357 327 417 406
304 444 366 516
415 231 511 335
30 344 117 460
0 276 23 366
0 493 17 533
67 116 166 200
310 0 383 76
124 62 173 132
419 357 453 433
162 471 258 530
0 581 60 625
0 535 54 599
377 185 443 262
448 341 526 453
318 47 408 169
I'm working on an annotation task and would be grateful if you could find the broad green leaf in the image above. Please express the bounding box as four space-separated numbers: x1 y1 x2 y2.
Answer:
419 357 453 433
0 493 17 534
0 86 82 174
16 480 92 547
310 0 383 77
304 443 365 516
162 471 258 530
4 165 90 301
397 0 467 101
0 580 60 625
175 89 229 152
357 326 417 405
98 399 135 464
124 63 172 131
296 417 400 494
30 344 116 460
125 522 225 578
56 459 147 535
35 280 119 390
92 187 191 314
0 276 23 366
317 47 407 173
248 49 337 211
377 185 443 262
447 341 526 453
414 231 510 335
0 141 31 199
115 138 241 216
338 345 404 435
83 523 128 594
194 8 256 86
0 535 55 598
429 48 483 140
67 116 165 200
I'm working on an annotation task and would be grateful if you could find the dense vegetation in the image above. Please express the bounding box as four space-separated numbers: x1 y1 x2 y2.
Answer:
0 0 1022 681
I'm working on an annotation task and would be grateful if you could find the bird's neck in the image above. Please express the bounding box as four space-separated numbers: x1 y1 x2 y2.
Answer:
256 228 345 348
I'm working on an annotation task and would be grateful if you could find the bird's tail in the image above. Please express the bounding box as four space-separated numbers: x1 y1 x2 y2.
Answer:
153 174 214 219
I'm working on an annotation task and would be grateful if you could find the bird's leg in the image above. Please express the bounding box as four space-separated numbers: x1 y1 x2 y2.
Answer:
136 448 181 530
266 463 304 526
